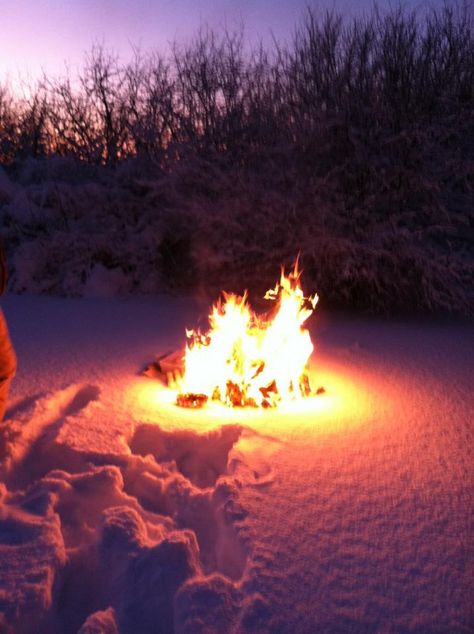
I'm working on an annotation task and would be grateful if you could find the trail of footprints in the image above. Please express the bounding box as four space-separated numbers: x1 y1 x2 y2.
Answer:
0 383 271 632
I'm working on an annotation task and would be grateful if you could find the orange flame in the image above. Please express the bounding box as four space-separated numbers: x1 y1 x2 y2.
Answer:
176 263 318 408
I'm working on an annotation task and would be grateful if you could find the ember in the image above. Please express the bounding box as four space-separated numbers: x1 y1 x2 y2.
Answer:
176 262 319 408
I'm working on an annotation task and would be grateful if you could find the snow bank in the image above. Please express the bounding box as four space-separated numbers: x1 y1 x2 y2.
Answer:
1 155 472 316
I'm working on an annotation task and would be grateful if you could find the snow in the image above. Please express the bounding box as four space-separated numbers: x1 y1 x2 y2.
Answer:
0 293 473 633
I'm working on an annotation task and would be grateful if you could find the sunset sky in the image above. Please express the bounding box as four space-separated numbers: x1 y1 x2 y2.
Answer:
1 0 446 87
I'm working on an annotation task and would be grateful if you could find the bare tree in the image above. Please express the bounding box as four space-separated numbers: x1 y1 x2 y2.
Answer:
123 50 175 160
80 44 129 163
0 84 18 163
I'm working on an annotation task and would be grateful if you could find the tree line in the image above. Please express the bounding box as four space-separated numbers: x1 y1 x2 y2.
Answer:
0 4 472 167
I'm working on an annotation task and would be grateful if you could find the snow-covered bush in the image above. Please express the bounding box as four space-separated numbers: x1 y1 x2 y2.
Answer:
1 147 471 316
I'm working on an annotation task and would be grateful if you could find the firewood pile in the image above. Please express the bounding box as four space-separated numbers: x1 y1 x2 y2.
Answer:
142 350 325 409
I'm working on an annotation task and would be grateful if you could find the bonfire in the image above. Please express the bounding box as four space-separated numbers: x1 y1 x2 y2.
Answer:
159 263 319 409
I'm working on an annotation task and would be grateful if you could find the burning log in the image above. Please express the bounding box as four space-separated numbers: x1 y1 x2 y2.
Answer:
142 350 184 386
299 373 312 397
142 347 326 409
176 393 208 408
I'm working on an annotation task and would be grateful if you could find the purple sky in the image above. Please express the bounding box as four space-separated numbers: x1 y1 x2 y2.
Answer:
1 0 446 88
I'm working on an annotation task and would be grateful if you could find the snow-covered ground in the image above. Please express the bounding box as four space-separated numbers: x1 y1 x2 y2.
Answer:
0 293 473 633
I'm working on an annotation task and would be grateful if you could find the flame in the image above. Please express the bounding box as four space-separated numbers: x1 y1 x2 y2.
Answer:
176 263 319 408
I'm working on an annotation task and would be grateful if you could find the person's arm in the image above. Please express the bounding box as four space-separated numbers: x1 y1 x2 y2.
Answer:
0 238 7 296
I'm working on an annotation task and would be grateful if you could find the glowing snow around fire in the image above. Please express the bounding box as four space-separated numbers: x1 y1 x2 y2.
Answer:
176 265 319 408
